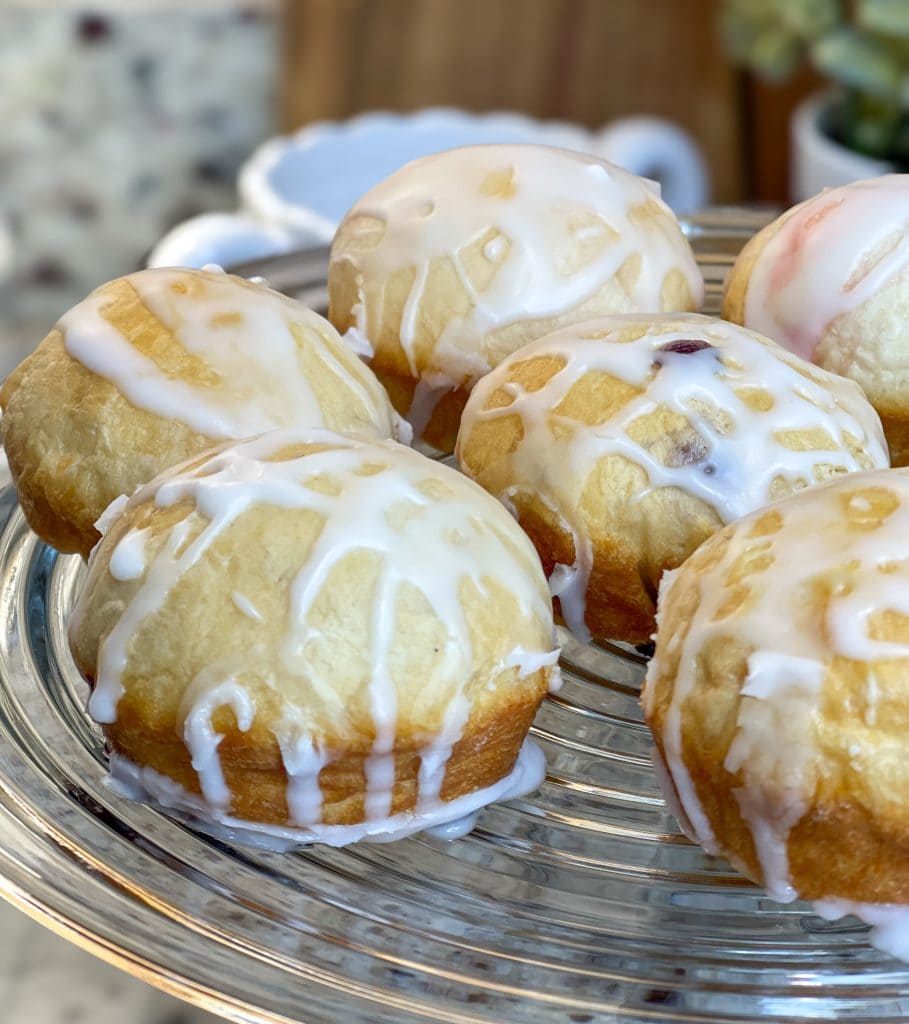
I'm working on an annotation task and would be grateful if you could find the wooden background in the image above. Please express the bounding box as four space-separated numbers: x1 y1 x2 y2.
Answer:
282 0 819 206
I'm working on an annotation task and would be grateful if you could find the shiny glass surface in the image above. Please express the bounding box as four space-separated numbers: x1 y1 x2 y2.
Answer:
1 212 906 1023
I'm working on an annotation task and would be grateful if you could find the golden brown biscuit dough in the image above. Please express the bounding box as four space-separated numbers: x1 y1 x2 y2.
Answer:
329 144 703 453
643 468 909 905
457 314 888 644
69 430 558 834
1 267 402 557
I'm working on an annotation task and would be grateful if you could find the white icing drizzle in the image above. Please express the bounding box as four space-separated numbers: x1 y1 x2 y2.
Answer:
342 325 375 359
483 236 507 263
105 737 547 849
332 144 703 396
407 376 452 447
94 495 129 539
88 495 132 569
498 646 562 680
459 313 888 642
363 560 399 821
814 899 909 963
723 652 826 902
644 468 909 903
86 516 196 724
231 591 263 622
416 688 472 813
75 429 557 832
108 528 148 582
392 413 414 448
865 669 880 725
548 559 592 645
342 299 375 359
59 266 400 442
273 708 329 827
180 678 256 810
742 175 909 360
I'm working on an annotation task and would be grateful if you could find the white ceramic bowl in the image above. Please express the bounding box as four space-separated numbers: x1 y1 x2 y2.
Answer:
149 108 708 269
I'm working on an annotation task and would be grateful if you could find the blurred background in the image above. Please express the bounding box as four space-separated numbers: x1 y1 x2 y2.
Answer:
0 0 907 1020
6 0 909 364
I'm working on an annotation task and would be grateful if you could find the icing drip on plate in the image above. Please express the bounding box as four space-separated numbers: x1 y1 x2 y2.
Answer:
743 175 909 360
106 738 547 850
460 313 888 643
332 144 703 391
644 468 909 905
59 267 400 442
72 429 558 836
814 900 909 963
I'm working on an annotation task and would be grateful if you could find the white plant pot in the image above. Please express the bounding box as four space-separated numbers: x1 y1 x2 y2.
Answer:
791 92 894 202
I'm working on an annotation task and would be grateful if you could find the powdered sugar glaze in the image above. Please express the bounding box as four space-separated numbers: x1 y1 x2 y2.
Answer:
459 313 888 641
331 144 704 392
71 429 559 844
743 175 909 360
60 265 403 442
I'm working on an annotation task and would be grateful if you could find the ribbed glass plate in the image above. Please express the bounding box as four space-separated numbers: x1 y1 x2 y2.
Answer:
1 210 907 1024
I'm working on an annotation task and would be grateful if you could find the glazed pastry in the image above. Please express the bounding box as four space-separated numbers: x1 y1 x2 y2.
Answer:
69 429 560 845
1 266 405 557
329 144 703 452
643 468 909 961
722 175 909 465
456 313 888 644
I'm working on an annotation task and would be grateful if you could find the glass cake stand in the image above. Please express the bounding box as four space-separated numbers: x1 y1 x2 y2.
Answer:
0 210 906 1024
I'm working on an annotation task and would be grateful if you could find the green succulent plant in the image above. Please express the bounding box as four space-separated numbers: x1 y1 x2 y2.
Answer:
721 0 909 164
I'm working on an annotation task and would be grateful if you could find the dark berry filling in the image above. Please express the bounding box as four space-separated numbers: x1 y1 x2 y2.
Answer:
658 339 713 355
